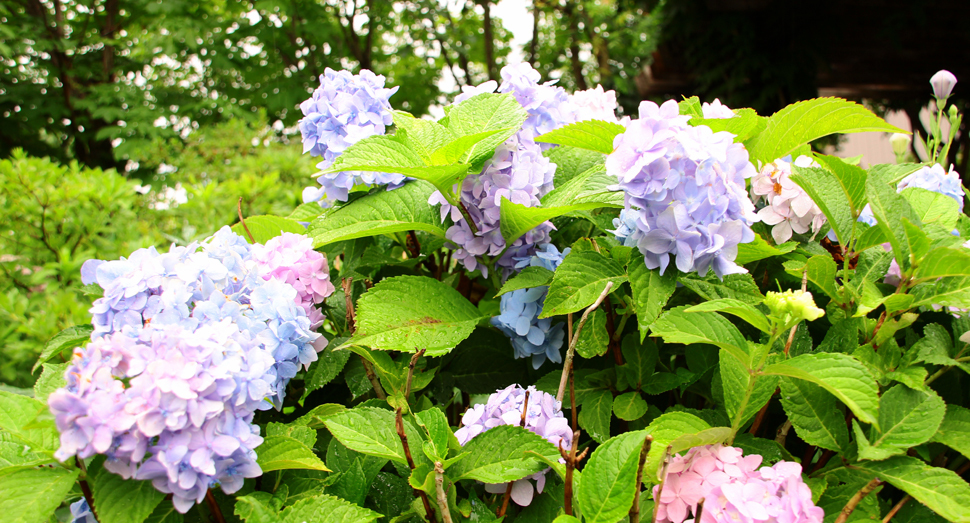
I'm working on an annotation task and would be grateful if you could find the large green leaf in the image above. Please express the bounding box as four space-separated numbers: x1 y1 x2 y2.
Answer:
745 98 906 165
545 146 606 186
686 299 771 333
534 119 626 154
345 276 486 354
783 255 839 301
579 390 614 443
853 456 970 523
392 111 454 161
540 250 627 318
440 92 529 167
627 251 678 340
761 353 879 426
915 246 970 281
721 350 777 430
450 425 560 483
642 412 711 479
91 463 165 523
778 378 850 452
0 390 57 452
678 272 764 304
651 307 750 367
0 466 79 523
33 324 92 372
540 164 624 208
300 345 352 403
902 187 961 231
500 197 619 247
280 494 383 523
734 235 797 266
861 385 945 458
932 405 970 460
690 108 766 142
324 408 421 465
308 181 445 247
257 435 331 473
496 266 554 297
232 215 306 244
446 328 531 393
576 430 648 523
789 165 857 245
866 173 921 271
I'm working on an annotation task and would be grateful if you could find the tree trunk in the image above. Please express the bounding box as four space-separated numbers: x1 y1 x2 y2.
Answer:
480 0 498 82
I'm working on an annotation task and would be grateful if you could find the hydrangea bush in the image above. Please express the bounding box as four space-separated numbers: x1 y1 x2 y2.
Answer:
6 66 970 523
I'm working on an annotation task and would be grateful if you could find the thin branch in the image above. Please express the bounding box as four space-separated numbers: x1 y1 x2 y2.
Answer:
78 480 98 522
881 495 910 523
237 198 255 243
629 435 653 523
434 461 454 523
344 277 386 399
652 446 673 523
557 281 614 402
205 489 227 523
396 407 436 523
405 349 427 400
835 478 882 523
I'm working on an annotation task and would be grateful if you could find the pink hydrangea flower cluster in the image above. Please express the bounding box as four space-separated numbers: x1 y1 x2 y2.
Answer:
455 384 572 507
654 444 823 523
252 233 336 331
750 156 826 244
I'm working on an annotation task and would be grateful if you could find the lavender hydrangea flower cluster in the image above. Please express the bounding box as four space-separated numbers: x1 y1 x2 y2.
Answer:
898 163 965 211
654 444 823 523
491 244 569 368
298 68 404 206
429 134 558 277
701 99 737 119
569 85 622 123
750 156 827 244
455 384 572 507
607 100 759 278
53 229 334 512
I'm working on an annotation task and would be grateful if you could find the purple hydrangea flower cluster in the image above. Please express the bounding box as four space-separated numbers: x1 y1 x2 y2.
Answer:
455 384 572 507
429 134 558 277
750 156 827 244
298 68 404 206
491 244 569 368
898 163 965 212
607 100 759 278
701 99 737 119
55 228 334 512
654 444 823 523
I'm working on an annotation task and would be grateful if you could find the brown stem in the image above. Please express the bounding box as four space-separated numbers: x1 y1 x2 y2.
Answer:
561 430 581 515
406 230 421 259
881 495 911 523
78 479 98 522
802 445 818 468
237 198 255 244
205 489 227 523
405 349 427 400
835 478 882 523
498 391 531 517
397 407 436 523
457 201 479 235
695 499 706 522
810 450 836 475
557 282 614 402
342 277 356 333
629 435 653 523
652 446 673 523
569 367 578 435
434 461 453 523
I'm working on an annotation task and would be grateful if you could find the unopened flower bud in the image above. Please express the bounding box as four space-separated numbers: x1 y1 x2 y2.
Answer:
890 133 911 157
931 70 958 101
765 289 825 324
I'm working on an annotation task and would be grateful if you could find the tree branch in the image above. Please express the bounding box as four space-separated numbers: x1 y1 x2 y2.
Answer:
835 478 882 523
557 281 614 402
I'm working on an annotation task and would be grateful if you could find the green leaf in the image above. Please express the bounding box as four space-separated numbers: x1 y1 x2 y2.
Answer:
280 494 383 523
0 436 53 468
902 187 961 230
92 464 165 523
932 405 970 460
678 272 764 304
761 353 879 426
545 146 606 186
783 255 839 301
616 335 658 391
613 392 648 421
451 425 560 483
295 404 347 430
0 466 79 523
853 456 970 523
287 203 325 223
499 197 620 248
144 502 183 523
232 215 306 244
745 98 906 165
734 235 797 266
866 173 921 271
627 251 678 340
778 378 850 452
686 298 771 333
869 162 922 184
540 250 627 318
864 385 945 455
534 119 626 154
300 345 352 403
642 412 711 478
235 495 282 523
495 266 554 297
910 276 970 310
33 324 92 372
679 97 703 118
33 362 67 403
691 108 766 142
0 390 57 451
392 111 454 161
440 93 529 167
669 427 734 454
446 328 530 394
540 164 624 208
814 154 869 215
789 165 858 245
651 307 750 366
428 129 507 165
324 408 421 465
915 246 970 281
414 408 456 463
576 430 648 523
721 349 777 431
575 309 609 359
257 435 331 473
346 276 486 354
580 390 614 443
308 181 445 247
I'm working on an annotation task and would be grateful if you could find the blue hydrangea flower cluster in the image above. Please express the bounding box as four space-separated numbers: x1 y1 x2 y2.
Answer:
855 163 964 231
69 499 96 523
607 100 759 278
298 68 404 206
491 244 569 369
429 133 558 277
52 228 333 512
455 384 572 507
